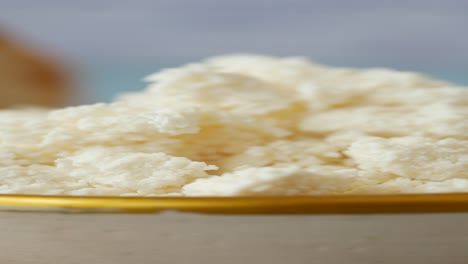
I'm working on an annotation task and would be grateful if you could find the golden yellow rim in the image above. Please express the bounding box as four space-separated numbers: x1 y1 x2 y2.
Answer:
0 193 468 214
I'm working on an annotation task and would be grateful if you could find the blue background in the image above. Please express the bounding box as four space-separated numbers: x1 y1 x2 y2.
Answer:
0 0 466 103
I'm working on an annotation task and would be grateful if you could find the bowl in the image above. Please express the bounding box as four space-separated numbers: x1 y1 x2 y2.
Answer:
1 194 468 264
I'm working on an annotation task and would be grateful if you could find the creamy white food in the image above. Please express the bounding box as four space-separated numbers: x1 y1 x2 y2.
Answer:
1 54 467 196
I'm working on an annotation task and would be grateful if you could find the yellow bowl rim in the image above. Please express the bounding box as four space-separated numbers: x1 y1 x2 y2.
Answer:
1 193 468 214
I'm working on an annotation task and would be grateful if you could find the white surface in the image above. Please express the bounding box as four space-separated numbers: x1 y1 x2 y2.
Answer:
1 211 467 264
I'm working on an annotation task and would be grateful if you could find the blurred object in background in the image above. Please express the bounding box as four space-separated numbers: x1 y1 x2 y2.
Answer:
0 30 70 108
0 0 466 103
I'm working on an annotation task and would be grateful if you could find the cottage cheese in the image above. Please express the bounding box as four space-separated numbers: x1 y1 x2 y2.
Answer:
1 54 467 196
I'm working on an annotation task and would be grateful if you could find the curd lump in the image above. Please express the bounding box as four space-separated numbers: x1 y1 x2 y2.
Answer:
1 55 467 196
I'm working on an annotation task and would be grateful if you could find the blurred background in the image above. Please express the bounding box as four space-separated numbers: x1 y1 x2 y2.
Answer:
0 0 467 105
